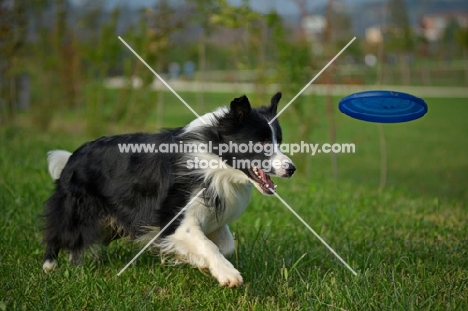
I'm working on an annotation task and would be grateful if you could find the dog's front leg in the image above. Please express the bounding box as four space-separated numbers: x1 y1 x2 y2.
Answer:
165 223 243 287
206 225 235 256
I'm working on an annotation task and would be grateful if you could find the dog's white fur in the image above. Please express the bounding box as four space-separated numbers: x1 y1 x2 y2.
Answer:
147 128 253 286
44 109 292 287
155 185 250 287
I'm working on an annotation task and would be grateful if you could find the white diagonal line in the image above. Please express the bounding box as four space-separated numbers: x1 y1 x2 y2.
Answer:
270 189 358 276
117 188 206 276
118 36 206 124
269 37 356 124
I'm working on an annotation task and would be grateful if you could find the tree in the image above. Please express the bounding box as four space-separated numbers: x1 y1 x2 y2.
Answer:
455 27 468 85
387 0 413 52
77 2 122 135
266 11 316 176
325 0 353 44
0 0 27 124
108 0 184 129
455 28 468 49
187 0 262 109
387 0 414 85
22 0 83 129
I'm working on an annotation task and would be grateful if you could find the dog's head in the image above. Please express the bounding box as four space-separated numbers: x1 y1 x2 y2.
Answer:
214 92 296 195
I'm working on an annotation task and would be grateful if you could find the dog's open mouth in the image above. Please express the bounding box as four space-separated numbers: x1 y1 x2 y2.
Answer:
248 167 276 195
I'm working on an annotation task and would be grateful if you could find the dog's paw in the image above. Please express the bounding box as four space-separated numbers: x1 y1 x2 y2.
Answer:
210 262 243 288
42 259 57 272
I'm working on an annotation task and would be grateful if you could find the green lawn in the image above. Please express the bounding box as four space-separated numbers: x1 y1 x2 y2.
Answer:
0 92 467 310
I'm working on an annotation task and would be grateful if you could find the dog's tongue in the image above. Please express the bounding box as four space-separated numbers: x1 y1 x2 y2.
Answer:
258 168 275 191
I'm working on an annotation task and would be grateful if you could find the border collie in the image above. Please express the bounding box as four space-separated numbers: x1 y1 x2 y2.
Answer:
42 92 295 287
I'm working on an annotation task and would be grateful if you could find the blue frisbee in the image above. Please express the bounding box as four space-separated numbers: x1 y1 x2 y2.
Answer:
338 90 428 123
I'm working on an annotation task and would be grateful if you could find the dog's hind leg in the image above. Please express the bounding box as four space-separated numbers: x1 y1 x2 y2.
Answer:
43 190 106 271
43 243 60 271
69 249 83 266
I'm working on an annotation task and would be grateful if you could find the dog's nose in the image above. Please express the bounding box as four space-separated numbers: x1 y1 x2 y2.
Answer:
285 162 296 177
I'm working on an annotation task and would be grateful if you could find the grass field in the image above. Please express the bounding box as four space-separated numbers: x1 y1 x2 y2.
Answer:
1 92 467 310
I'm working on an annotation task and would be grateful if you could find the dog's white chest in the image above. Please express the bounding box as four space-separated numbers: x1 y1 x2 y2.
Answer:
189 184 252 234
219 183 252 225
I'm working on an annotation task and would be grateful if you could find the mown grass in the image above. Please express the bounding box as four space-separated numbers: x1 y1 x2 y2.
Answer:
0 92 467 310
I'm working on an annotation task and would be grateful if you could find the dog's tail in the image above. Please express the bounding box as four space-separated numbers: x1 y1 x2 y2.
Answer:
47 150 72 180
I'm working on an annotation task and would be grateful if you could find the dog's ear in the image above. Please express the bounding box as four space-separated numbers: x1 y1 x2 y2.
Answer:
230 95 251 122
270 92 282 114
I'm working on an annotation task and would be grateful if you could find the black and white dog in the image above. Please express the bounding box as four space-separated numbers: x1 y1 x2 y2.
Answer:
42 92 295 287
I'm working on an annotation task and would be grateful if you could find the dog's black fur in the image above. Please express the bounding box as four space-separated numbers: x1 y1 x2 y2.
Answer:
42 93 295 286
